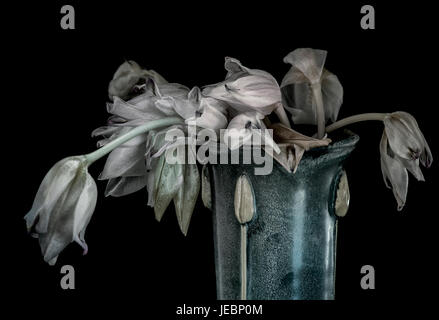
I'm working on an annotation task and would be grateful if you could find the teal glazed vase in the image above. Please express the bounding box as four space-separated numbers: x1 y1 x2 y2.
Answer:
209 133 359 300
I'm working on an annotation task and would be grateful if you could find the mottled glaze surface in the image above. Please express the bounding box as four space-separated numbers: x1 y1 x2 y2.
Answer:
210 133 359 300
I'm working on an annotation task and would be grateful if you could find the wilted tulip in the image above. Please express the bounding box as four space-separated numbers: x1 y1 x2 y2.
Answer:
203 57 290 127
24 156 97 265
223 112 280 153
183 87 229 131
380 112 432 210
108 60 168 101
95 78 228 198
281 48 343 138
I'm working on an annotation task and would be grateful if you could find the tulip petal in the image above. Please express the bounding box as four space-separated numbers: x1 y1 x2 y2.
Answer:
146 126 188 168
224 112 260 148
99 133 148 179
321 70 343 123
392 112 433 168
73 173 98 254
146 157 160 207
201 165 212 210
292 145 306 173
269 144 291 172
395 156 425 182
108 61 171 101
203 57 281 115
251 129 281 154
155 96 198 120
224 128 253 150
280 66 308 88
108 61 142 100
269 123 330 172
38 163 88 264
174 163 200 235
186 97 228 131
380 132 408 210
283 48 327 84
139 69 168 85
384 113 424 161
281 70 343 125
25 157 83 234
225 75 281 114
281 49 343 126
108 97 168 121
270 123 331 150
153 154 184 221
91 126 120 138
105 175 148 197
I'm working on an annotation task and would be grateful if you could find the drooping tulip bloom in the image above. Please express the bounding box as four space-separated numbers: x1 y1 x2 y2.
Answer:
380 112 432 210
24 156 97 265
108 60 168 101
223 112 280 153
183 87 229 131
281 48 343 126
202 57 283 116
95 77 228 199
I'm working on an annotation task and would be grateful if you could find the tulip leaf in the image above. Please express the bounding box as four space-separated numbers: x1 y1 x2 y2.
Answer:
174 163 200 235
201 165 212 210
154 154 183 222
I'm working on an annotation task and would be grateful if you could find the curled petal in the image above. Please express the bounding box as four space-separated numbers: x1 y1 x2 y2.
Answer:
203 57 281 115
269 123 330 172
187 97 228 131
153 155 184 221
35 160 94 264
283 48 327 84
108 97 167 121
91 126 120 138
99 132 148 180
108 61 142 100
281 70 343 125
224 112 263 150
201 165 212 210
321 70 343 123
270 123 331 150
25 157 83 233
73 173 98 254
104 175 148 197
380 132 409 211
108 61 170 101
39 174 85 264
173 162 200 235
384 111 433 168
224 127 253 150
396 156 425 182
270 144 292 173
139 69 168 85
384 112 425 161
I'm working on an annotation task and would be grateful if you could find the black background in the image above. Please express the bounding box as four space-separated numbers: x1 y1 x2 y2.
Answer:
3 0 438 316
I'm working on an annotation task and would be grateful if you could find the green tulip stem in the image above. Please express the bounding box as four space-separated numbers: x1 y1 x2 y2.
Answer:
240 224 247 300
325 113 388 133
312 82 326 139
84 117 184 165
